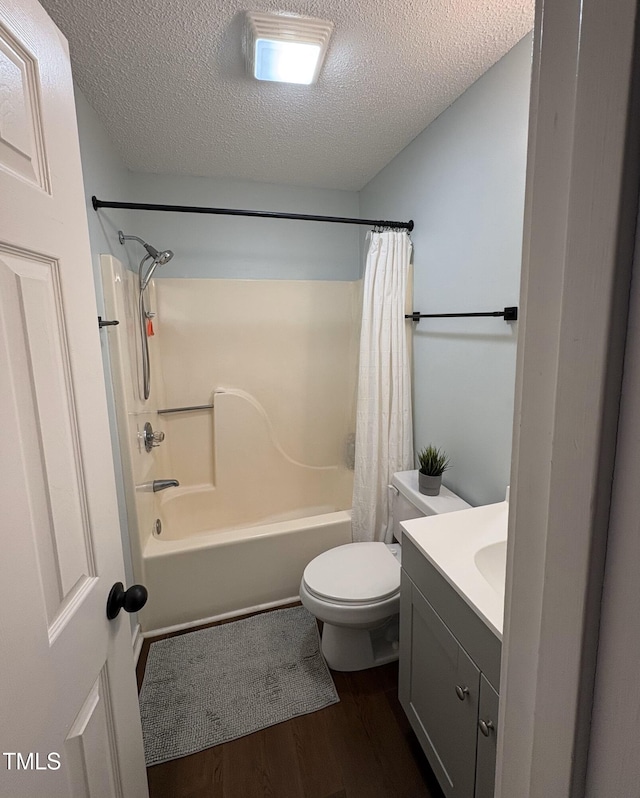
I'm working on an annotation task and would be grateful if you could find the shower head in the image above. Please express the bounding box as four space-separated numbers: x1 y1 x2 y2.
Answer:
142 242 174 266
140 249 174 290
154 248 174 266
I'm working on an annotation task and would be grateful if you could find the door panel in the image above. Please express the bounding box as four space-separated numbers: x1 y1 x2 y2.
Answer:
65 672 120 798
0 0 147 795
0 21 50 190
0 247 94 623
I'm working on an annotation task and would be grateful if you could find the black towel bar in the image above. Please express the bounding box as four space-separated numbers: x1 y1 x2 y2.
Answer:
405 307 518 323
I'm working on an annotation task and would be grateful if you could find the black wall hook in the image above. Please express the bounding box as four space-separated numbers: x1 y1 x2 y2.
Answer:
98 316 119 328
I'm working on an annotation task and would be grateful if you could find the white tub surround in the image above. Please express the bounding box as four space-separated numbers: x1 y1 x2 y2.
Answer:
155 277 361 488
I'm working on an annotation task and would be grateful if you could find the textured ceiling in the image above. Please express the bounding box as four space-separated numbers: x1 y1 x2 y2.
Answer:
40 0 534 190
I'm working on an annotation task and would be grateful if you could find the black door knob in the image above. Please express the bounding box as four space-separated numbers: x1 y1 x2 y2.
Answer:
106 581 148 620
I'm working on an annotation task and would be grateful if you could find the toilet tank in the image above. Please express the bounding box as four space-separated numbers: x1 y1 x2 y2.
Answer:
391 470 471 542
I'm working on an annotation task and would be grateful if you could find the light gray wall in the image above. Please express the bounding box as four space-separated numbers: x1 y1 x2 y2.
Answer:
360 35 532 506
74 87 136 596
124 173 360 280
74 90 134 285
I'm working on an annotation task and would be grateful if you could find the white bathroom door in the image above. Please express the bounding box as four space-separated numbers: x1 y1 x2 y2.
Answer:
0 0 148 796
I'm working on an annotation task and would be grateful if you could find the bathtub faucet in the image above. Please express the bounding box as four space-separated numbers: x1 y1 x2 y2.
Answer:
152 479 179 492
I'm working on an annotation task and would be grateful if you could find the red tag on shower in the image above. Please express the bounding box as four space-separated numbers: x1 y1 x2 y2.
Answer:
147 318 154 337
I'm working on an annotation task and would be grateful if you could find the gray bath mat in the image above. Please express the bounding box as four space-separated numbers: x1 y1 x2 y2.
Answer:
139 606 339 766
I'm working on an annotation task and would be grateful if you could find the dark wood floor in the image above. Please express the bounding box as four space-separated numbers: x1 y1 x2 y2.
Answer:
137 607 445 798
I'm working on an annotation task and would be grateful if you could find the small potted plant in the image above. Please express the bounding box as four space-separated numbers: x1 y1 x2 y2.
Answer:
417 445 450 496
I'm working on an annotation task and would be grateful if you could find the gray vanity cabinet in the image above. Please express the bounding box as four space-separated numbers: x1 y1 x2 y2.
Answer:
399 536 502 798
399 572 480 796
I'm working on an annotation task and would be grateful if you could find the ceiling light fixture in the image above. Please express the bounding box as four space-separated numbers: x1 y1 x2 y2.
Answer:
244 11 333 85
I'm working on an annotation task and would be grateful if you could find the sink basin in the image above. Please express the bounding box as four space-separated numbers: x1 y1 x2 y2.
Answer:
474 540 507 596
401 500 509 638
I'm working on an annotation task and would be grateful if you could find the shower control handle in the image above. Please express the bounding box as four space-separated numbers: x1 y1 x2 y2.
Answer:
141 421 165 452
106 582 148 620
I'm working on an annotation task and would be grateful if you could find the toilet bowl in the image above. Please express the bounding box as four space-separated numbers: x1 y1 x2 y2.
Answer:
300 541 401 671
300 469 471 671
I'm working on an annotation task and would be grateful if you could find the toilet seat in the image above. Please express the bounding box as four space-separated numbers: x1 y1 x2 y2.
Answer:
302 542 400 605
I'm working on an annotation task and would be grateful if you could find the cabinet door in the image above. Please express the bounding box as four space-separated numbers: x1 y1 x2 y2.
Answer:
400 573 480 798
475 675 499 798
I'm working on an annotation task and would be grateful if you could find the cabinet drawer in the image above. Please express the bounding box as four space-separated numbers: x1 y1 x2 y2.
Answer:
402 535 501 690
400 573 480 798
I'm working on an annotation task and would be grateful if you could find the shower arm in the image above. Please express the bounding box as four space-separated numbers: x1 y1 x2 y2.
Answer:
118 230 172 272
118 231 147 248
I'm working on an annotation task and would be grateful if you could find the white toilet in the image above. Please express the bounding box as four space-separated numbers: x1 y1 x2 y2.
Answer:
300 469 471 671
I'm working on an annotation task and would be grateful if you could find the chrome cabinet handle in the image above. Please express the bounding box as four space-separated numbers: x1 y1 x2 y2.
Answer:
455 685 469 701
479 719 495 737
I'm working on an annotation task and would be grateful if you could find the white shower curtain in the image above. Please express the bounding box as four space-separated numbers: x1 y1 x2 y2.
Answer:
352 230 414 543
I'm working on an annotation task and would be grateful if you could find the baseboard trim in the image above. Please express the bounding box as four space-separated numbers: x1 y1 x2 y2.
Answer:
132 623 144 665
141 595 300 639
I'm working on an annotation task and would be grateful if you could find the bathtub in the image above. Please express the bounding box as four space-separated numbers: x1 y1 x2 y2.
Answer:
139 485 352 633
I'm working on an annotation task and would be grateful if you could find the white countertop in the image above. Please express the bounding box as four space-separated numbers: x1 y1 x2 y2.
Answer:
401 501 508 639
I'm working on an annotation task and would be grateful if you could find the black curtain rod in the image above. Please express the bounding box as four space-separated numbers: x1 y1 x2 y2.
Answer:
91 196 414 231
406 307 518 322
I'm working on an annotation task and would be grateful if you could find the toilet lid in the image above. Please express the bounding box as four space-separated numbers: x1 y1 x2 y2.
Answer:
303 542 400 604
